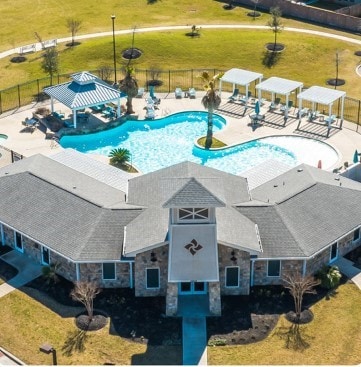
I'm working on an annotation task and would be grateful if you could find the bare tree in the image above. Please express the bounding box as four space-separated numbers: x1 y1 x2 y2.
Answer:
267 7 284 51
250 0 260 19
98 64 113 82
66 19 82 46
70 281 101 321
283 273 320 321
119 66 139 114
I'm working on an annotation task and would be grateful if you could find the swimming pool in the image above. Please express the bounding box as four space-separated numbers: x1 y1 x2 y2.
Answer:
60 111 339 175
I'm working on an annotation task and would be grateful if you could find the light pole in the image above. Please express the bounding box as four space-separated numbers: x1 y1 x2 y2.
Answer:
111 15 117 85
40 343 57 365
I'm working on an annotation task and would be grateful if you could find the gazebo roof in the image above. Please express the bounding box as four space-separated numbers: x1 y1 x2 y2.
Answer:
43 71 124 110
297 86 346 105
256 76 303 95
220 68 263 86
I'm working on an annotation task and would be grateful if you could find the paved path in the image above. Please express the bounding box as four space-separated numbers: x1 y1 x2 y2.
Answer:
334 257 361 290
1 24 361 60
0 348 24 366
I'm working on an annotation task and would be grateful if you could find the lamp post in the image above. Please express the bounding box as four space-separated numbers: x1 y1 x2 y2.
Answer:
111 15 117 85
40 343 57 365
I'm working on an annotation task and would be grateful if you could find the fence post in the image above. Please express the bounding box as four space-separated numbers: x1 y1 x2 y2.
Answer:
191 69 194 88
37 79 40 102
0 91 2 115
168 70 171 94
17 85 21 108
357 100 361 133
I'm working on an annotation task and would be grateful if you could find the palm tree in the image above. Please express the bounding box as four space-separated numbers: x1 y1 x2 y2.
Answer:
199 71 224 149
109 147 131 168
119 66 138 114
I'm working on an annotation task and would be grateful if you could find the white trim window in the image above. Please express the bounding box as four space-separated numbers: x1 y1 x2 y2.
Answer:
146 268 160 289
267 260 281 277
225 266 240 288
178 208 209 223
330 242 338 262
353 228 360 242
41 246 50 265
102 263 116 280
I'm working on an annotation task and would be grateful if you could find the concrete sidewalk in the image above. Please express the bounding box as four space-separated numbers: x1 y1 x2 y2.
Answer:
334 257 361 290
0 348 24 366
0 250 42 298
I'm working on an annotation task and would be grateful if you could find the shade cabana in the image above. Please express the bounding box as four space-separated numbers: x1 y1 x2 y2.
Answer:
43 71 125 129
296 86 346 135
255 76 303 108
219 68 263 99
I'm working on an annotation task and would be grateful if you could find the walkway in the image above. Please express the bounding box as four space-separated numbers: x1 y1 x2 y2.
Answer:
334 257 361 290
2 25 361 60
178 295 210 365
0 250 42 298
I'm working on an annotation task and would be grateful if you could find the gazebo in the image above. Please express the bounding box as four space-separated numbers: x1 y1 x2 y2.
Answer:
219 68 263 99
255 76 303 108
296 86 346 136
43 71 125 129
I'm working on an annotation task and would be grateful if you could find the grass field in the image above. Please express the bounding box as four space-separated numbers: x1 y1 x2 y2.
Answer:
0 282 359 365
1 0 361 97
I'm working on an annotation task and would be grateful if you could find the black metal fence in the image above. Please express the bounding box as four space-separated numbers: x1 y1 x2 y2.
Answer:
0 145 23 167
1 68 361 131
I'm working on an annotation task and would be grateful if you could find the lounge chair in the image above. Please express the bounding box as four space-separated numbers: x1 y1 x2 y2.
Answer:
175 87 183 99
149 86 161 104
102 106 115 119
145 105 156 119
90 104 105 113
188 87 196 99
228 88 239 101
53 111 65 119
137 87 145 98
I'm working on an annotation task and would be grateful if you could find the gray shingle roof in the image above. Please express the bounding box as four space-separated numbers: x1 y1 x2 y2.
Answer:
124 161 260 256
163 177 226 208
237 164 361 258
0 171 141 261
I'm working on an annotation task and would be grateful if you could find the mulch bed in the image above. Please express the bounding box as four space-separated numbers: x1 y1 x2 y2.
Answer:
0 255 338 347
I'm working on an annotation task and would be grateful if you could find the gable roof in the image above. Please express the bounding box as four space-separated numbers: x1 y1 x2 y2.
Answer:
163 177 226 208
123 161 261 256
237 164 361 258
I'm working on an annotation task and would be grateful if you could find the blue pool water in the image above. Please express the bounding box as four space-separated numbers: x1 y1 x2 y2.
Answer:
60 111 338 175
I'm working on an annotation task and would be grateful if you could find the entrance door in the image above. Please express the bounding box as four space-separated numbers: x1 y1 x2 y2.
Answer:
179 281 207 295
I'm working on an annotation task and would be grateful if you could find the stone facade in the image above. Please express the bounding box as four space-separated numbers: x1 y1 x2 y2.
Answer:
253 259 303 286
218 244 251 295
166 282 178 316
134 244 169 297
209 282 221 315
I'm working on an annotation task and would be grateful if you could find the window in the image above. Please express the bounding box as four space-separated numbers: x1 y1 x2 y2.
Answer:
41 247 50 265
225 266 239 287
15 232 23 252
103 263 116 280
146 268 160 289
330 243 338 261
267 260 281 277
178 208 209 222
353 228 360 242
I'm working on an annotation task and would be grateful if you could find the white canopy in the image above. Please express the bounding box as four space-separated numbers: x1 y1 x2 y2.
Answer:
219 68 263 98
256 76 303 106
297 85 346 134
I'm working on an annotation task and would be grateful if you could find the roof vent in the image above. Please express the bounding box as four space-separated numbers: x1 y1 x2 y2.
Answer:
334 176 340 181
274 184 278 188
297 168 303 172
73 186 77 189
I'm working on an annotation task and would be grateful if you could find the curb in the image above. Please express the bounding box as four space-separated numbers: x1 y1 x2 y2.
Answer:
0 347 25 365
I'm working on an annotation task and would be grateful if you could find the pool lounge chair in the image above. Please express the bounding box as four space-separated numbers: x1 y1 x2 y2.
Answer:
229 88 239 101
188 87 196 99
175 87 183 99
137 87 145 98
145 106 156 119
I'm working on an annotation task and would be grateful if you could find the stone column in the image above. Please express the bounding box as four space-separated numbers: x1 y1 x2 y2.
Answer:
209 282 221 316
166 283 178 316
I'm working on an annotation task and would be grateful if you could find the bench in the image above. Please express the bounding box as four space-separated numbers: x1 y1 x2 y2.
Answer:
42 39 57 49
20 44 36 55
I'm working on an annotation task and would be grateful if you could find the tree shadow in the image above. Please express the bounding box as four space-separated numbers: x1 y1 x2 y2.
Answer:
276 323 313 351
61 329 89 356
262 50 282 68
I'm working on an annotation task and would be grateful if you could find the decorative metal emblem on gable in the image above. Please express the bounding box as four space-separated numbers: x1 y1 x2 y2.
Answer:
185 239 203 256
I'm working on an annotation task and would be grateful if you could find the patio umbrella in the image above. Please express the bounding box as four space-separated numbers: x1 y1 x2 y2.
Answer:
255 100 260 115
353 149 359 164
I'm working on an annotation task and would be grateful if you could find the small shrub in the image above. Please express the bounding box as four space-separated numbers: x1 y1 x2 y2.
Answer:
208 338 227 346
316 265 342 290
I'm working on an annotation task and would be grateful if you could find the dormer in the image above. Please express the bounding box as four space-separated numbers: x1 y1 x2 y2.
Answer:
162 177 226 224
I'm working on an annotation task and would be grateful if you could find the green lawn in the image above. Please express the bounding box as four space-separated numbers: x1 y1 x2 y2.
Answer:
0 283 359 365
208 282 361 365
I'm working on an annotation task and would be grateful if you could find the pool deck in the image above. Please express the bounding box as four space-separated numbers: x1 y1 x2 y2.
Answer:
0 91 359 171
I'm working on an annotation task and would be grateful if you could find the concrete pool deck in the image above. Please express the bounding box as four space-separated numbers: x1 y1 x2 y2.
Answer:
0 91 359 171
